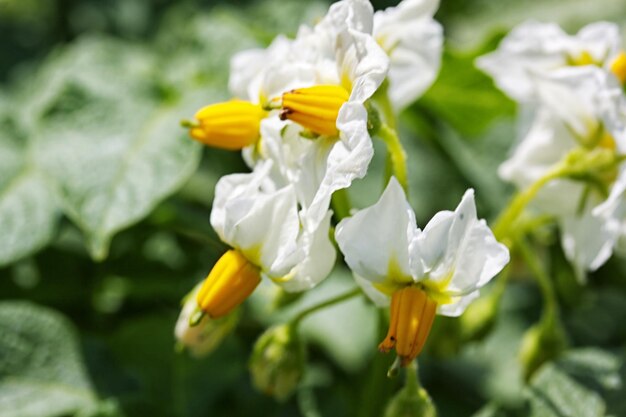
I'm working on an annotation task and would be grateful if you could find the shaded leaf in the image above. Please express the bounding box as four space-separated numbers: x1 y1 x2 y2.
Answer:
0 301 98 417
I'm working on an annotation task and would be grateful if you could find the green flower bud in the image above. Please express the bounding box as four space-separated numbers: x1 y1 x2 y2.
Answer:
519 315 568 380
174 282 239 357
384 381 437 417
249 324 305 401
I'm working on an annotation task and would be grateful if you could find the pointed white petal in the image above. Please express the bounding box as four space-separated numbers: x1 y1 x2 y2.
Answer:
336 177 418 287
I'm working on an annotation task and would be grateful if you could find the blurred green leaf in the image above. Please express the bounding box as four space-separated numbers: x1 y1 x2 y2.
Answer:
0 115 58 267
526 349 624 417
17 37 203 260
417 42 515 138
0 301 99 417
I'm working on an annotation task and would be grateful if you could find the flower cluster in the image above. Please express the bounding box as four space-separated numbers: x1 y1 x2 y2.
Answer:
175 0 511 401
478 21 626 279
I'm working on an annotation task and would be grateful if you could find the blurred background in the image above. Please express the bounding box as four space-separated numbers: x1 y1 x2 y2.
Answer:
1 1 626 416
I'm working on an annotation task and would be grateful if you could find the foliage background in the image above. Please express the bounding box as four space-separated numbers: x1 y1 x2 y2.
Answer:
1 0 626 416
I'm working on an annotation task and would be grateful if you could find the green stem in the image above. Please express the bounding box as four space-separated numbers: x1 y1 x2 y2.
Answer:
291 288 361 326
405 360 420 391
515 236 557 322
377 123 408 192
493 162 570 242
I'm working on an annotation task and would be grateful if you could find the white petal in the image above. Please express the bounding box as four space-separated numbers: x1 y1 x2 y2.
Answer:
317 0 374 35
336 29 390 102
573 22 622 68
335 177 418 287
210 162 300 276
560 194 619 281
353 273 391 308
274 211 337 292
476 21 569 101
499 108 578 188
438 290 480 317
416 190 509 294
300 101 374 231
373 0 443 109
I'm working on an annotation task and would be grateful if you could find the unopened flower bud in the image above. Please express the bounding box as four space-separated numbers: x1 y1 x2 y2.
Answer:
519 317 568 380
384 371 437 417
175 282 239 357
249 324 304 401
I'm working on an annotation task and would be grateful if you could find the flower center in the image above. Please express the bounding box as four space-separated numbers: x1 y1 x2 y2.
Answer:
196 249 261 318
610 51 626 85
378 286 438 366
567 50 598 66
280 85 350 136
185 100 265 150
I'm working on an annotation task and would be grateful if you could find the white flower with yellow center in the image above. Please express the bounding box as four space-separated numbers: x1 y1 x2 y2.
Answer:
500 66 626 279
477 21 626 102
335 178 509 365
193 160 336 321
229 0 390 231
373 0 443 110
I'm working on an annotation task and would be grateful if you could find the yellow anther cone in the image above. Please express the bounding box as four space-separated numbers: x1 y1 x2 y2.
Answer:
196 250 261 318
610 52 626 85
281 85 349 136
378 286 438 366
187 100 265 150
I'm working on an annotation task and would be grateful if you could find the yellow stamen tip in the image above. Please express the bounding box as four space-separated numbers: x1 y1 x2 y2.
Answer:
186 100 265 150
610 51 626 85
281 85 349 136
196 250 261 318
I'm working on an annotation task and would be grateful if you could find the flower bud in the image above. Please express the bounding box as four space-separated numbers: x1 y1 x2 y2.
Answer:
174 282 239 357
384 381 437 417
280 85 349 136
519 317 568 380
249 324 304 401
184 100 265 150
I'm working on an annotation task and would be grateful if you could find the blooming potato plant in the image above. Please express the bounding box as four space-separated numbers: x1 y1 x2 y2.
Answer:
172 1 626 413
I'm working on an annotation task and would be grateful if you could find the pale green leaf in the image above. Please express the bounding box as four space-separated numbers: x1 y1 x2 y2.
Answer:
0 301 98 417
0 117 58 267
526 349 625 417
20 37 204 260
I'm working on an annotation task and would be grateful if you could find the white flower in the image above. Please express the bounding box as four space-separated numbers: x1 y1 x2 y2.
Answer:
335 177 509 363
373 0 443 110
211 160 336 292
230 0 390 232
499 66 626 279
477 21 623 102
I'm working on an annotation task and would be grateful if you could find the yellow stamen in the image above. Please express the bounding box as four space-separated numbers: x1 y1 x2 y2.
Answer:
187 100 265 150
610 52 626 85
196 250 261 318
378 286 438 366
281 85 350 136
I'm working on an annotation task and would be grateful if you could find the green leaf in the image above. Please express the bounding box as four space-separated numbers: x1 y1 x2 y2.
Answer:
19 37 203 260
417 43 515 138
0 115 58 267
0 301 99 417
526 349 625 417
